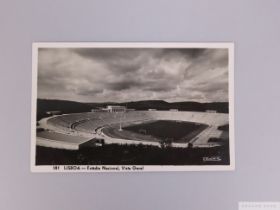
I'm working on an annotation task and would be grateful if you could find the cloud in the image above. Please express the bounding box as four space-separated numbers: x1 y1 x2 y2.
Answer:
37 47 229 103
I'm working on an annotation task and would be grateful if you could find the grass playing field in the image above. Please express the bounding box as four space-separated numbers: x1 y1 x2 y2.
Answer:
102 120 208 143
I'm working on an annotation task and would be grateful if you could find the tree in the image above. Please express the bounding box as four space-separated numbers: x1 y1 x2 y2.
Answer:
160 138 172 149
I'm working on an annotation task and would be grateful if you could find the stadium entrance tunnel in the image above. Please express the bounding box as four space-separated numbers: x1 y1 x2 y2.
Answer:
79 138 105 148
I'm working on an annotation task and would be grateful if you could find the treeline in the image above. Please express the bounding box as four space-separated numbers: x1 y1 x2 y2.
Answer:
37 99 229 120
118 100 229 113
37 99 92 120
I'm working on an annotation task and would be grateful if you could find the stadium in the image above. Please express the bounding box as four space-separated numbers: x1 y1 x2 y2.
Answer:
36 105 229 151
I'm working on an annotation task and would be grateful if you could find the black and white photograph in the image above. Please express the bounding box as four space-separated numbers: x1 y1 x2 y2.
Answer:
31 42 234 172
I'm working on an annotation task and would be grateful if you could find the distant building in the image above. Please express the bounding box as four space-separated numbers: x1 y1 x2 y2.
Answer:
91 108 108 112
148 109 157 111
91 105 127 112
106 105 126 112
46 110 61 115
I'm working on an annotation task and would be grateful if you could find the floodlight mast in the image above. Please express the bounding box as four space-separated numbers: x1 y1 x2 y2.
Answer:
119 113 122 131
119 110 125 131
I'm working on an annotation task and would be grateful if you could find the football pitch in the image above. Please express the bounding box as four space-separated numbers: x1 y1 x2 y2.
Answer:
103 120 208 143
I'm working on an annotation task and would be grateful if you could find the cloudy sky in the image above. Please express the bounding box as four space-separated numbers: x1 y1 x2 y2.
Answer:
37 47 229 103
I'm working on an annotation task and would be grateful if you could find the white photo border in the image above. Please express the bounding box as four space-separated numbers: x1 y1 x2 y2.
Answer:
31 42 235 172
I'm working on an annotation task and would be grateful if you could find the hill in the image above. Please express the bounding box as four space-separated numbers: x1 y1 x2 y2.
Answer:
37 99 228 120
37 99 92 120
119 100 228 113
